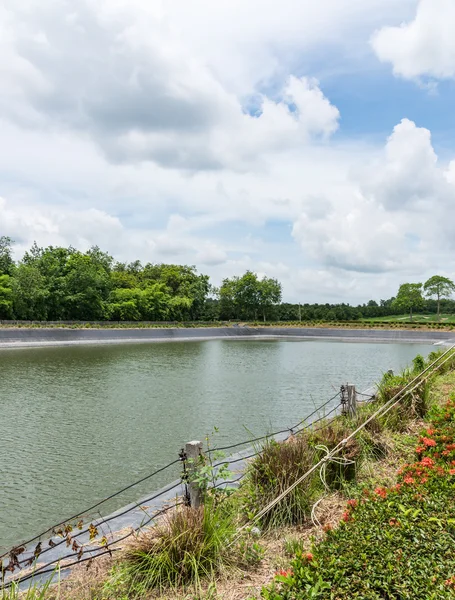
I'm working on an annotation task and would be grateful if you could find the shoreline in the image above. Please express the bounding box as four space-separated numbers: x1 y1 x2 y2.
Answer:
1 326 454 349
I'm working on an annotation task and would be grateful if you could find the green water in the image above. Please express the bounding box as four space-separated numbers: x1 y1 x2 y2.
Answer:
0 339 435 550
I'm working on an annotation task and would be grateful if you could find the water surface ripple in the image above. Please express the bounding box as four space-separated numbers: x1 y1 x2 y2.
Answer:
0 339 434 550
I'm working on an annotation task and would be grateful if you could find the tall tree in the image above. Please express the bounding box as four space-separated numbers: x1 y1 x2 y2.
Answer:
0 236 14 275
258 276 282 322
392 283 424 321
63 252 112 320
423 275 455 320
12 264 48 320
219 271 282 321
0 274 13 318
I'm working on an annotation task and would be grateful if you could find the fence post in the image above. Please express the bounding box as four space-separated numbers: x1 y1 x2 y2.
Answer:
185 440 203 509
346 384 357 418
340 384 347 415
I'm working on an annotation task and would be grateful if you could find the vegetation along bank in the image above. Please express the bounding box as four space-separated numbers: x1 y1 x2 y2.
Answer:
1 237 455 324
3 347 455 599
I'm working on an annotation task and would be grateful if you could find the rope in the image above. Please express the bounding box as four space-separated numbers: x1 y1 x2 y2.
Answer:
1 459 181 560
4 502 184 589
206 392 341 455
17 480 183 567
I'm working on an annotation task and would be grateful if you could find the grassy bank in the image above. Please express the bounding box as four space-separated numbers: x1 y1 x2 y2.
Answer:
3 351 455 599
0 320 454 331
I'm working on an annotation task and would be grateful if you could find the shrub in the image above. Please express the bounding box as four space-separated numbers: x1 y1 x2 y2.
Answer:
111 500 237 594
241 435 320 529
307 420 361 489
259 394 455 599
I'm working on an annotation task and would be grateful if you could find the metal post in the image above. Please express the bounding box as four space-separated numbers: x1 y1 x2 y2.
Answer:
185 440 203 508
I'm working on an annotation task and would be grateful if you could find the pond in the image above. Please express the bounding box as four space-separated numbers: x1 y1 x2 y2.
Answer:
0 338 435 550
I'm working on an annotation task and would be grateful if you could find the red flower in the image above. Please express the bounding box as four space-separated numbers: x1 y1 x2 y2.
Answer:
374 487 387 498
341 511 351 522
305 553 313 562
276 569 293 577
422 437 437 447
415 446 424 454
449 469 455 476
403 476 415 484
426 428 436 436
347 499 358 509
389 518 400 527
420 457 434 467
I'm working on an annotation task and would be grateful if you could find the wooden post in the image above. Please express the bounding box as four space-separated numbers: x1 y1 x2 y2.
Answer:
346 384 357 418
340 384 347 416
185 440 203 509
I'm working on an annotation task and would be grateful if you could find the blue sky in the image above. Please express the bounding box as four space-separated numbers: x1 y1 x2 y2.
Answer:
1 0 455 303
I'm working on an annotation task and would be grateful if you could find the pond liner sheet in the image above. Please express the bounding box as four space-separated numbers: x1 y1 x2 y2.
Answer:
1 326 455 348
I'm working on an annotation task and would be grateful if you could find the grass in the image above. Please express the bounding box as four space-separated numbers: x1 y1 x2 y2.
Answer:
361 313 455 324
104 500 238 597
1 316 455 330
240 436 320 529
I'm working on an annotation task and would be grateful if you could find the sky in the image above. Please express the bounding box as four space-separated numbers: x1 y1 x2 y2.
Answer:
1 0 455 303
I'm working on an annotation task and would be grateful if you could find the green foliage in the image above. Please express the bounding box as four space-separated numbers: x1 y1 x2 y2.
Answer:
0 236 14 276
110 500 237 594
259 394 455 599
374 372 430 430
392 282 424 321
242 436 319 529
0 274 13 318
424 275 455 319
1 572 56 599
219 271 282 321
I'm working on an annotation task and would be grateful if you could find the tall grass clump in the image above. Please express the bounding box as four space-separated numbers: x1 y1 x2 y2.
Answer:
241 435 320 529
307 419 362 488
375 361 432 428
110 500 237 595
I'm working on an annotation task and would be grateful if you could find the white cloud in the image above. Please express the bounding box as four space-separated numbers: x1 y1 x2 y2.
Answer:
292 119 455 275
0 1 339 171
371 0 455 80
1 0 454 305
360 119 450 211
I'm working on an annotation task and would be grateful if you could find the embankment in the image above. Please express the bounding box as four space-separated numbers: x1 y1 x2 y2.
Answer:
0 326 454 348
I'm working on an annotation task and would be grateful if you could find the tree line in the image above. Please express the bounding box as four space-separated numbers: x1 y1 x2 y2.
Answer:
0 237 454 322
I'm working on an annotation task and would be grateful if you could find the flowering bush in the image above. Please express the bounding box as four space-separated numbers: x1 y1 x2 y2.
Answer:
260 394 455 599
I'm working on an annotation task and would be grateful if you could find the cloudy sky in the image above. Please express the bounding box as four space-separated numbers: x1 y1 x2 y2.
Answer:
1 0 454 303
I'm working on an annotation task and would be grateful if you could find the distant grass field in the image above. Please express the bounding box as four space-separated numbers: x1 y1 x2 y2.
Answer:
362 313 455 324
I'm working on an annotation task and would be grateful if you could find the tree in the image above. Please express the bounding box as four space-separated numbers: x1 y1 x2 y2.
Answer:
0 274 13 318
12 264 48 320
218 271 282 321
258 277 282 321
0 236 14 275
63 252 112 320
423 275 455 320
392 283 424 321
